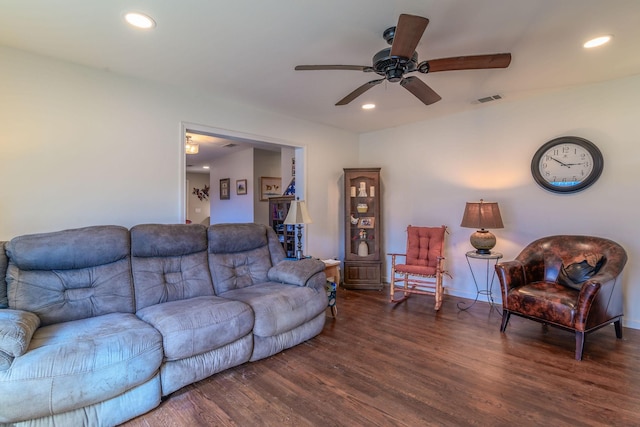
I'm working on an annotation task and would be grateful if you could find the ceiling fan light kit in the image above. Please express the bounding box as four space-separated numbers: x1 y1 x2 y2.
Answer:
295 13 512 107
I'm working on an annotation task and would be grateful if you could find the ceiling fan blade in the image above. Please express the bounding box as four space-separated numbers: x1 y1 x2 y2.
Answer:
390 14 429 58
400 76 442 105
295 65 371 71
426 53 512 73
336 79 384 106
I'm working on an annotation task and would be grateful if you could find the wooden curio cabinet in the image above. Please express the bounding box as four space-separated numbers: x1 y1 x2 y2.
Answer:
269 195 296 258
343 168 383 290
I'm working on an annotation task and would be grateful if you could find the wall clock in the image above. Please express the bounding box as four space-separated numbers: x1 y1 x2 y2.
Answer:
531 136 603 193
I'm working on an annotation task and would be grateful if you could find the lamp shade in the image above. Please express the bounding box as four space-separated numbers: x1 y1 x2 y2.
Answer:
460 199 504 254
284 199 313 225
460 199 504 230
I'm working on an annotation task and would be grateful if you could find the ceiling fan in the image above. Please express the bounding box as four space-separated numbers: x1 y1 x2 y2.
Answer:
295 14 511 106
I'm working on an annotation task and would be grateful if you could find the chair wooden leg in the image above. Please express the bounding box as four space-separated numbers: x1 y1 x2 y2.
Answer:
389 268 396 302
614 319 623 339
500 311 510 332
575 331 585 361
434 275 442 311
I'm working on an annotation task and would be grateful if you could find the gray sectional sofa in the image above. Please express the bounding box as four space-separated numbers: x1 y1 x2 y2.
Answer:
0 223 328 426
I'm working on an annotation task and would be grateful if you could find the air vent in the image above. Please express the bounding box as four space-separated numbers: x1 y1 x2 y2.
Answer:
477 94 503 103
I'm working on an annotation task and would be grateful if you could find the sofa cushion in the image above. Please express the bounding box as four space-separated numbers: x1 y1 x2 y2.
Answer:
220 282 327 337
131 224 214 310
506 281 578 326
0 242 8 308
131 224 208 257
6 226 134 325
0 313 163 423
208 223 269 254
0 309 40 358
209 247 272 294
136 296 254 361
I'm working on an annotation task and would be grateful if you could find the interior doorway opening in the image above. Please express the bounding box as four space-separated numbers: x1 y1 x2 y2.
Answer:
179 122 305 230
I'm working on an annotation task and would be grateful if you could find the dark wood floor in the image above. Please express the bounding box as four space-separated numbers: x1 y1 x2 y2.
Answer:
122 287 640 427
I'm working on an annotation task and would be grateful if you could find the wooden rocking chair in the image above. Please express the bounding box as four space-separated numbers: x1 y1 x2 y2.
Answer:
389 225 449 311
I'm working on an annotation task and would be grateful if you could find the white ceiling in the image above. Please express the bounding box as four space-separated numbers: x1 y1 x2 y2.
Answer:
1 0 639 135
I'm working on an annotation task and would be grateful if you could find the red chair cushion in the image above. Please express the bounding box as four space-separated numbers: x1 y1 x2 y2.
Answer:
405 226 445 268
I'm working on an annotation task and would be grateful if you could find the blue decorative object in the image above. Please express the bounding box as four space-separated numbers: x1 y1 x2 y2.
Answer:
284 178 295 195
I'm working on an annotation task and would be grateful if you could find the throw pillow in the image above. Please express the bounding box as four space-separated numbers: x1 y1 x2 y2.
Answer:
557 253 604 290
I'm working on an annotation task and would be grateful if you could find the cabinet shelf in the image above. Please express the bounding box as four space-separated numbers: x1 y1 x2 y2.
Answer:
269 195 296 258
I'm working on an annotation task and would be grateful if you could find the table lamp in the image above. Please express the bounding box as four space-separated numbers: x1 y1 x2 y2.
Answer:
460 199 504 254
284 198 313 260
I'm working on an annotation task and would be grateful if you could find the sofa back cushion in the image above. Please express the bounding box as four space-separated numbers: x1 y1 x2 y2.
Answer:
208 223 282 294
5 226 133 325
0 242 8 308
131 224 214 310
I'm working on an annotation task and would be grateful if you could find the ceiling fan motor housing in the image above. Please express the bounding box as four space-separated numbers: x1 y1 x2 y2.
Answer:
372 48 418 82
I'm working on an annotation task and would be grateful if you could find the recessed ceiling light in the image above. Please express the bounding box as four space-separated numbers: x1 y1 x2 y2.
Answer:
583 35 612 48
362 103 376 110
203 166 210 170
124 12 156 29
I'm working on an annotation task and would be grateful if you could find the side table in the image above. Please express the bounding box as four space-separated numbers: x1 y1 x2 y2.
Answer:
458 251 503 314
322 259 340 317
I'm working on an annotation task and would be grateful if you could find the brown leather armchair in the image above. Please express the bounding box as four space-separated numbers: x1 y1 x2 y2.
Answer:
495 235 627 360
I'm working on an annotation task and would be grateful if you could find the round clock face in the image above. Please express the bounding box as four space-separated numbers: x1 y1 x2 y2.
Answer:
531 136 603 193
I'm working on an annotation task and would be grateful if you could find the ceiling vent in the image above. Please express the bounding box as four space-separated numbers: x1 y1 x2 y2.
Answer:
477 94 503 103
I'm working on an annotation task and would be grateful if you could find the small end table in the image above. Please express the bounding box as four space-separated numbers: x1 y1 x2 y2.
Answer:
458 251 503 314
322 259 340 317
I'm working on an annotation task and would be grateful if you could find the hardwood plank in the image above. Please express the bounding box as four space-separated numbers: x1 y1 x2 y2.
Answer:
122 287 640 426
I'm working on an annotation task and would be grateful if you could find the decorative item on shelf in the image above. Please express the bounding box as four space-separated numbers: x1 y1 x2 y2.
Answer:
283 197 313 260
460 199 504 254
358 217 375 228
185 135 199 154
350 186 356 197
358 241 369 256
357 203 368 213
284 178 295 195
359 229 367 239
370 186 375 197
192 184 209 201
357 181 368 197
350 215 359 225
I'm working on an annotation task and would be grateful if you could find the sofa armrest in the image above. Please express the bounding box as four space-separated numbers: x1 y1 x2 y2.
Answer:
268 258 326 287
0 309 40 358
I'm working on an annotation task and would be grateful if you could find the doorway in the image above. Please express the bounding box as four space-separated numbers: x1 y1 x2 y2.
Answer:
180 122 305 227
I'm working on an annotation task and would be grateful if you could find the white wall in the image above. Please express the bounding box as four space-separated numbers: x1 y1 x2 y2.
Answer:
210 148 255 224
0 46 359 261
360 74 640 329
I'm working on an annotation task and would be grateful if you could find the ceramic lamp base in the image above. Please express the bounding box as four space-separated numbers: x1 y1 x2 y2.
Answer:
469 229 496 254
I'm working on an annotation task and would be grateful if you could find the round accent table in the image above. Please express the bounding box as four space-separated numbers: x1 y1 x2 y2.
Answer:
457 251 503 314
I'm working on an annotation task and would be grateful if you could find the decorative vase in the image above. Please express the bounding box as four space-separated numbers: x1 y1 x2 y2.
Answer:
357 203 368 213
357 182 368 197
358 241 369 256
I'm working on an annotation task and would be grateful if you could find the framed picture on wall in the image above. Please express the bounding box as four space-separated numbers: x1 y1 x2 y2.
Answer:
236 179 247 195
260 176 281 201
219 178 230 200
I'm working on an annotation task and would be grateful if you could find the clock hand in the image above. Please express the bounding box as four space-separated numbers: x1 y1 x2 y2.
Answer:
549 157 571 167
